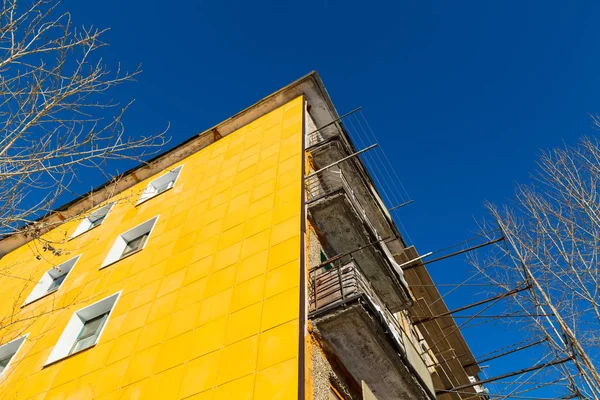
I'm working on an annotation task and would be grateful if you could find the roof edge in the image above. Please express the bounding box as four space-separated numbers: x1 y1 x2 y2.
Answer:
0 71 332 255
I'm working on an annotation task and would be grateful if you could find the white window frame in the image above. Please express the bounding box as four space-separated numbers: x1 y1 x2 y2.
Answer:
23 255 81 307
137 165 183 205
0 335 28 376
70 202 115 239
45 292 120 365
100 216 159 269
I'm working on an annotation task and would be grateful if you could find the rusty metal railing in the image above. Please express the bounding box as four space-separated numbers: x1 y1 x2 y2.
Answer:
305 167 380 240
306 108 362 148
308 257 434 393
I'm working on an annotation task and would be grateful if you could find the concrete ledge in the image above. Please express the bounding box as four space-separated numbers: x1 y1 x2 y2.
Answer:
308 191 410 312
312 300 434 400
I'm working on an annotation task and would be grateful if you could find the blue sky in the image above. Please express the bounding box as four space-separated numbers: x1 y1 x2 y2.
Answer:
66 0 600 396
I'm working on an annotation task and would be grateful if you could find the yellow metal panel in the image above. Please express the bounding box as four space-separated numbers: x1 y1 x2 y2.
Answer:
122 344 161 387
265 260 300 299
257 320 299 370
224 303 263 346
254 358 298 400
216 335 259 385
261 287 300 331
231 274 266 313
214 373 255 400
179 351 220 398
0 96 304 398
192 318 227 359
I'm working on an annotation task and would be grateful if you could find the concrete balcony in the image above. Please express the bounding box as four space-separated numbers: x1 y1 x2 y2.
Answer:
309 259 435 400
306 167 411 312
307 136 403 253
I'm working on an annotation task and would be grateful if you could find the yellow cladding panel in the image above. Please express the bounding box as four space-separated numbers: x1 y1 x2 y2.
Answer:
0 96 304 399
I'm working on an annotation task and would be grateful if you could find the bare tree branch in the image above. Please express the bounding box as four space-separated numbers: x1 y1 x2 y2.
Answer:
471 136 600 398
0 0 168 239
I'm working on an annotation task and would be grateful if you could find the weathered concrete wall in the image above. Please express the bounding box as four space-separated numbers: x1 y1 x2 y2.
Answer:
306 221 358 399
309 332 359 400
314 304 431 400
307 226 324 269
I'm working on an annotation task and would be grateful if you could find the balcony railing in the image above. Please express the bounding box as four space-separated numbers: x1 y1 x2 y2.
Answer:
308 257 433 391
306 166 412 312
306 168 379 239
306 124 340 148
308 258 368 313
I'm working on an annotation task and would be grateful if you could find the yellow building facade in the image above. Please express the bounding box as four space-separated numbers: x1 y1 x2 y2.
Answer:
0 95 304 399
0 73 485 400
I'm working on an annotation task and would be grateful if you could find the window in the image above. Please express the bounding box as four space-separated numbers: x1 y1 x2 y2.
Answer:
0 355 10 374
137 165 183 204
155 180 174 195
0 336 27 376
320 249 333 272
23 255 80 306
101 216 159 268
88 214 106 229
70 313 109 354
46 292 120 365
71 202 115 238
121 232 149 258
47 274 67 293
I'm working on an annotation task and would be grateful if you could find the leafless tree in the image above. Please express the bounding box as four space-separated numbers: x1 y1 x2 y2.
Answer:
0 0 168 357
472 135 600 398
0 0 167 242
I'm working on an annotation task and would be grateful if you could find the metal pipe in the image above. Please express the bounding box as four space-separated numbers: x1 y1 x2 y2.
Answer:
397 252 433 269
307 107 362 136
389 200 414 211
308 236 395 273
419 314 552 319
403 236 504 271
304 144 378 179
337 260 345 300
413 283 531 325
463 338 548 369
437 357 572 394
